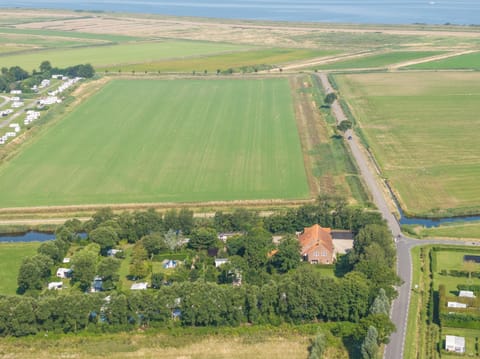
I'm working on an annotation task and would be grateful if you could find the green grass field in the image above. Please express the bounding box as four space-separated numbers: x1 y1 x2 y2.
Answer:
315 51 443 70
104 48 337 73
0 242 40 295
337 72 480 217
0 78 309 207
0 40 249 70
414 221 480 239
407 51 480 70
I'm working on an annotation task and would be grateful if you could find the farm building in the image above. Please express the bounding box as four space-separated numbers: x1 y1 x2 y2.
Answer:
48 282 63 290
298 224 335 264
56 268 72 279
459 290 476 298
445 335 465 353
215 258 229 268
131 282 148 290
447 301 467 308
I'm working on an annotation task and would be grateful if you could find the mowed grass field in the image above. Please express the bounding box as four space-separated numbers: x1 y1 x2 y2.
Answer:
104 48 337 73
0 79 309 207
0 40 249 70
0 242 39 295
315 51 443 70
407 51 480 70
337 72 480 216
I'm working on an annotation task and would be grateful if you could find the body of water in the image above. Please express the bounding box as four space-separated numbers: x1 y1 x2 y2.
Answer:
1 0 480 25
0 231 54 243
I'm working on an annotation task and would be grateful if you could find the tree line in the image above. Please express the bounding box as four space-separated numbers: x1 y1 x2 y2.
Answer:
8 197 398 355
0 60 95 93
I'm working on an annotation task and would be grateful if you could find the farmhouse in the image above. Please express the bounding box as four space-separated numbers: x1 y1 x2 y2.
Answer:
298 224 335 264
459 290 476 298
447 301 467 308
56 268 72 279
445 335 465 353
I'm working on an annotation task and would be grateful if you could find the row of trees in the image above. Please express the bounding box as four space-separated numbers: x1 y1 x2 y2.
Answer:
3 265 393 338
0 61 95 93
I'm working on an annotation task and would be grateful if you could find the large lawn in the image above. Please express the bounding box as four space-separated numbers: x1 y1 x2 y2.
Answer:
407 51 480 70
0 40 248 70
0 242 39 295
0 79 309 207
315 51 443 70
337 72 480 217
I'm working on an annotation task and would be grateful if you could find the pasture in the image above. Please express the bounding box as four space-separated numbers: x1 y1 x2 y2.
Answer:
0 242 40 295
103 48 337 73
407 51 480 70
336 72 480 217
0 78 309 207
315 51 443 70
0 40 249 70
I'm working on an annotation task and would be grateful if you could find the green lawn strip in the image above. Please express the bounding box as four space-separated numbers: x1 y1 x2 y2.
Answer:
314 51 444 70
418 221 480 239
102 48 337 73
406 51 480 70
0 242 40 295
0 78 309 207
0 40 250 70
336 72 480 216
405 246 424 359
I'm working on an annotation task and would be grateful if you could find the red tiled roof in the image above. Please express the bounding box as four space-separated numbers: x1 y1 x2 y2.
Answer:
298 224 333 256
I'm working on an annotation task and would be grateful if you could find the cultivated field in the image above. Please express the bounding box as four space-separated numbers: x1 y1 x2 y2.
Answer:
0 40 249 71
314 51 443 70
407 51 480 70
336 72 480 217
0 78 309 207
0 242 39 295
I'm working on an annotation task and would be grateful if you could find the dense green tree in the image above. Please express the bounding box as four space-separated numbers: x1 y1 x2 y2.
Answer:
97 257 121 290
71 244 99 291
141 232 167 256
37 241 62 263
272 235 301 273
324 92 337 105
370 288 390 316
17 254 53 293
337 120 353 132
89 226 118 255
361 326 379 359
151 272 165 289
39 60 52 73
129 243 149 279
188 227 218 250
178 208 194 234
309 332 326 359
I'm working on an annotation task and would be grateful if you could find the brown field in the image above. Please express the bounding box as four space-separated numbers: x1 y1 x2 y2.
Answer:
0 331 349 359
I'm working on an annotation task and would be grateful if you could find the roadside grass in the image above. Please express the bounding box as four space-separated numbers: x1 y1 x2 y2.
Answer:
336 72 480 217
0 40 249 70
102 48 337 73
406 51 480 70
0 242 40 295
0 78 309 207
308 75 370 206
314 51 443 70
416 221 480 239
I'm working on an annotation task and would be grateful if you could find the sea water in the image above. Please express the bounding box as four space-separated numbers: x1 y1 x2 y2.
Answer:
1 0 479 25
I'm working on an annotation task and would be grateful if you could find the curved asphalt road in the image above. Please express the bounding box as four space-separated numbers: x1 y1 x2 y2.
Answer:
317 73 479 359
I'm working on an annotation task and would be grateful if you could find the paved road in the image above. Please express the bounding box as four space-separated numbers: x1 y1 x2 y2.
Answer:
317 73 480 359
